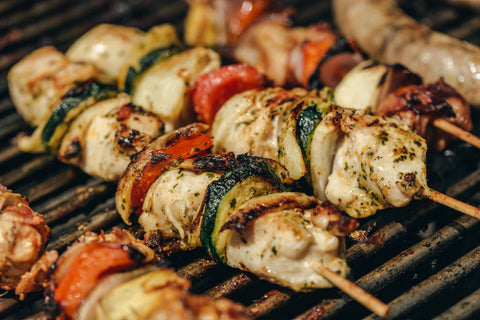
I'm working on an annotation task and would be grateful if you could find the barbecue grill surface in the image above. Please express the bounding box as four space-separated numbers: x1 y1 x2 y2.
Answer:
1 0 480 319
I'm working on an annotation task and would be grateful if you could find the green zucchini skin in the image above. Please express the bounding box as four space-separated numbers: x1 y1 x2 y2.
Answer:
200 156 285 262
124 46 182 95
296 88 335 160
41 82 118 153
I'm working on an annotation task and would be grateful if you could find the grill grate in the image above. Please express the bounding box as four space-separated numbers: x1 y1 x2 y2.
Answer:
1 1 480 319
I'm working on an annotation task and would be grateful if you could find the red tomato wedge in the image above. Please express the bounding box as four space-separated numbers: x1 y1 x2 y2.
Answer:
130 132 213 214
190 64 268 125
54 243 140 318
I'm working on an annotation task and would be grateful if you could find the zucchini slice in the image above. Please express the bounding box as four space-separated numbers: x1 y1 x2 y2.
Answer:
123 46 182 95
41 82 118 153
278 88 335 181
200 157 285 262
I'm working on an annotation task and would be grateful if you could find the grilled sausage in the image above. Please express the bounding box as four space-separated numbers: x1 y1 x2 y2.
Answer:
333 0 480 107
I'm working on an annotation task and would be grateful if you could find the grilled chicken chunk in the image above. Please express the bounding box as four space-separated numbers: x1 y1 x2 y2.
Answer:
67 23 181 86
140 168 221 249
8 46 102 127
312 108 428 218
66 24 145 83
223 192 355 291
334 60 473 150
212 87 311 159
0 183 56 299
57 93 163 181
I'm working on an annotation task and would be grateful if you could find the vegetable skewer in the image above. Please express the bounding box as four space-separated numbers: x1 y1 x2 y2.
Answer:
204 83 480 220
47 228 248 320
4 20 475 316
116 125 357 291
114 126 391 316
184 0 479 151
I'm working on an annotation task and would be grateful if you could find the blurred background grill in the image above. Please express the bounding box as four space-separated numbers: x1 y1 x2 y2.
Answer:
1 0 480 319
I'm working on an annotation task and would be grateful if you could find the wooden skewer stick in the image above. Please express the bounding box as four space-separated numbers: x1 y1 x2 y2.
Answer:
310 261 390 318
427 189 480 220
433 118 480 149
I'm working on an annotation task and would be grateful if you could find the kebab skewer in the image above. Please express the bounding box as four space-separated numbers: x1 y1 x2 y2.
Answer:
61 14 475 152
6 20 480 242
2 22 476 318
5 43 379 314
114 123 390 316
66 23 222 132
47 227 248 320
200 80 480 220
184 0 479 151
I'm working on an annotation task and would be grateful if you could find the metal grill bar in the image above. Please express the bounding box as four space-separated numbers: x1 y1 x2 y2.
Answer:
365 245 480 320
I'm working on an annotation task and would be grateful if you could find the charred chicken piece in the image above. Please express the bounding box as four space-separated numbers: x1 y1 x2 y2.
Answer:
377 79 472 151
9 47 164 182
0 183 57 299
220 192 357 291
57 93 164 181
